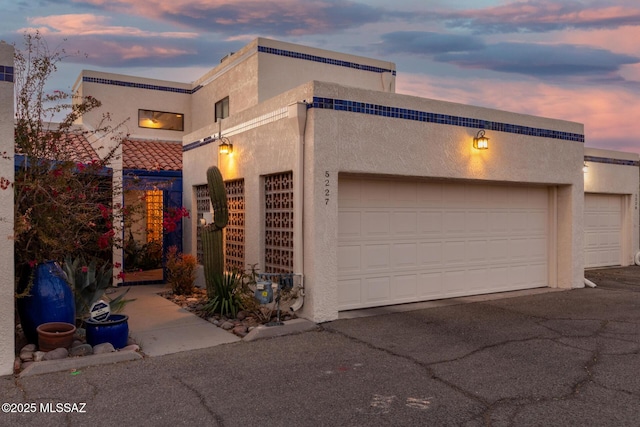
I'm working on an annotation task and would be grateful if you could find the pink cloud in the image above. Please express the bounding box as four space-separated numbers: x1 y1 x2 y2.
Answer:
397 73 640 154
447 0 640 33
21 14 197 38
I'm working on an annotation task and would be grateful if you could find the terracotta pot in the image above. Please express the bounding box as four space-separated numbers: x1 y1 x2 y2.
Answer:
36 322 77 352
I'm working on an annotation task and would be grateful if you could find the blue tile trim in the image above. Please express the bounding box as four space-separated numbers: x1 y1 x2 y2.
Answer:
584 155 639 167
258 46 396 76
0 65 14 83
83 76 194 94
309 97 585 143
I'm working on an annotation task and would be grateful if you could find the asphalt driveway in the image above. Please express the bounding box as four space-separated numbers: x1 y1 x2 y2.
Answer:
3 266 640 426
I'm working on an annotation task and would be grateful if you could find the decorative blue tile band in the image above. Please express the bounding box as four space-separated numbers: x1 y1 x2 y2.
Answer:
309 97 585 143
258 46 396 76
0 65 14 83
584 155 639 167
82 76 194 94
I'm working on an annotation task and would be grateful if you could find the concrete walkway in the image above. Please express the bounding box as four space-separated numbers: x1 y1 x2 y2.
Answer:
119 285 241 357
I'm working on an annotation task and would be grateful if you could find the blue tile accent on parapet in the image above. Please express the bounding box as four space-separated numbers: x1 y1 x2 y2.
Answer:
584 155 640 167
309 97 585 143
0 65 14 82
258 46 397 76
82 76 194 94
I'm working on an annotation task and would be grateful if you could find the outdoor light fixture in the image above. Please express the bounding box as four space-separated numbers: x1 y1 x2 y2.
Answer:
583 161 589 173
473 130 489 150
218 136 233 154
216 121 233 154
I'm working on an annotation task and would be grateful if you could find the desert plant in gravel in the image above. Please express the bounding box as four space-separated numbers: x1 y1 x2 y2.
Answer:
165 245 197 295
203 270 242 318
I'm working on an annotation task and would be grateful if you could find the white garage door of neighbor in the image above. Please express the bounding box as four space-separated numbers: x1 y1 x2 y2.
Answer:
338 177 550 310
584 193 622 268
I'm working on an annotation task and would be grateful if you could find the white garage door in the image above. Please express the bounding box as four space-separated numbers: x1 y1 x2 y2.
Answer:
338 177 550 310
584 193 622 268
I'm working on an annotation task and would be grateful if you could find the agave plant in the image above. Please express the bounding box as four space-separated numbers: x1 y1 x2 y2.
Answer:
63 255 133 322
203 270 242 318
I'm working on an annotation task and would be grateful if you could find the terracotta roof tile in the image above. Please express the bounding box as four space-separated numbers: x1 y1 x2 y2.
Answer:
15 131 100 163
122 139 182 171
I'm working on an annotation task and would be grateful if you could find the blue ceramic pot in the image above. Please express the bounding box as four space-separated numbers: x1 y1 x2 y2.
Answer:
85 314 129 349
17 261 76 344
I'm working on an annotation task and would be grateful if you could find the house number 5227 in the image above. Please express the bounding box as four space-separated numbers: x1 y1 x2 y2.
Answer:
324 171 331 205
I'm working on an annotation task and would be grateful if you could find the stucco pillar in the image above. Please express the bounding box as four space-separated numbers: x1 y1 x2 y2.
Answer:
0 42 15 375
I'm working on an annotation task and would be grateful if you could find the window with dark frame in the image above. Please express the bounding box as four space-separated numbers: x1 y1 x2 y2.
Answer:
215 97 229 122
138 109 184 131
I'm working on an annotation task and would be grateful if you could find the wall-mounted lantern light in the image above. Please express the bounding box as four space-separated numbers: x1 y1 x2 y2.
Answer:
473 130 489 150
218 136 233 154
583 161 588 173
216 120 233 154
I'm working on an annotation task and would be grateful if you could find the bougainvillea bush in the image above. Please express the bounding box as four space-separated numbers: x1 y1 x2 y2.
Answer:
12 32 127 290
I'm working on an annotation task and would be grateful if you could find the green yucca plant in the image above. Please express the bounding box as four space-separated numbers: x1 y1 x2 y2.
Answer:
203 270 242 318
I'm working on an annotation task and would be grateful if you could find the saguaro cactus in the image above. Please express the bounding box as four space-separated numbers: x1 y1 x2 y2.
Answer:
202 166 228 298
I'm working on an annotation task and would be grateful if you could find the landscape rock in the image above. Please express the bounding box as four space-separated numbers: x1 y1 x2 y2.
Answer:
43 348 68 360
22 343 36 352
19 350 33 362
221 321 235 330
232 325 248 338
33 351 46 362
121 344 140 352
93 343 116 354
69 344 93 357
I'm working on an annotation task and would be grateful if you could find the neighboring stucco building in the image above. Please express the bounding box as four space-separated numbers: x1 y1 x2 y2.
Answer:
0 41 15 375
73 38 639 324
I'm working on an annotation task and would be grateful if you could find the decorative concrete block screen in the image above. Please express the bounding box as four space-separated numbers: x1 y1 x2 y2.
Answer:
225 179 245 271
195 181 245 271
264 172 294 273
195 184 209 264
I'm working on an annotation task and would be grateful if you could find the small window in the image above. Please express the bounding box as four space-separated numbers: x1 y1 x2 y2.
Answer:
215 97 229 122
138 109 184 131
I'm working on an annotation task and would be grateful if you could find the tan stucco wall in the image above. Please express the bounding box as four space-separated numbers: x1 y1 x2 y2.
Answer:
0 42 15 375
74 70 191 141
584 147 640 265
184 80 586 323
190 38 395 132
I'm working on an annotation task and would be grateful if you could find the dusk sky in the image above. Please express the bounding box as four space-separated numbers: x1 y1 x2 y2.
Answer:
2 0 640 153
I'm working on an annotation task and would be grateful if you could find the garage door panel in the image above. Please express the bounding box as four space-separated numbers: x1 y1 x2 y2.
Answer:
419 242 443 266
584 193 622 268
362 211 390 236
467 211 489 233
418 272 443 297
466 240 488 263
418 211 443 235
392 211 417 234
363 277 390 304
443 240 467 265
444 211 466 234
392 243 417 268
338 211 361 238
338 178 549 310
394 274 418 300
337 245 361 273
338 279 362 308
362 244 390 271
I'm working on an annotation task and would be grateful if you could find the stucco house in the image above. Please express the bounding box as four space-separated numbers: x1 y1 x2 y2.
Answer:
51 38 640 323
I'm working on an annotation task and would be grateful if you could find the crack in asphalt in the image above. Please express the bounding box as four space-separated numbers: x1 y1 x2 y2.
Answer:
327 299 640 426
174 375 226 427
